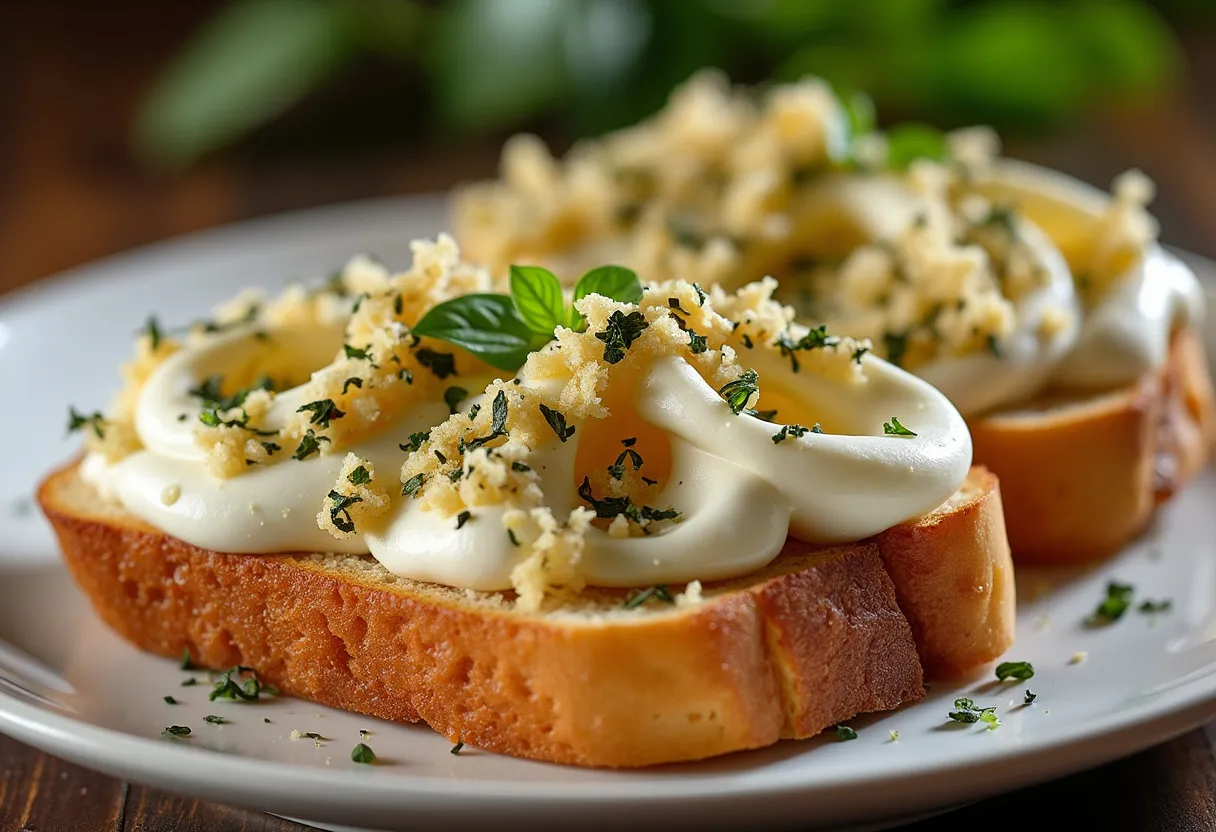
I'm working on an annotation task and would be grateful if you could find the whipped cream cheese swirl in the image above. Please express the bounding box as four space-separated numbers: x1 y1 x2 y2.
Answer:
81 242 972 610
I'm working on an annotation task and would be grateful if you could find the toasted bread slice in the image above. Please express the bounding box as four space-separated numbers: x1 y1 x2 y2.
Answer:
970 327 1215 564
38 462 1012 767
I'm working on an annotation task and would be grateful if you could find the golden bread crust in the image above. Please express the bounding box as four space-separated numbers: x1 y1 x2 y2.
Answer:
970 327 1214 564
877 467 1015 678
38 463 1010 766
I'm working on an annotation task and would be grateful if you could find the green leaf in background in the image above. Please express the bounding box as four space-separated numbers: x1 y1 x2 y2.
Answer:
411 293 546 371
934 1 1091 125
509 265 567 336
1069 0 1180 97
133 0 1189 167
427 0 573 133
133 0 352 168
572 266 644 330
842 90 876 140
883 123 947 170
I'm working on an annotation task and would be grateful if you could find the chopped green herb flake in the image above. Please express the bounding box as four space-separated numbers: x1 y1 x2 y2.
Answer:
883 331 909 367
142 316 164 350
400 430 430 454
1024 690 1037 706
883 417 916 436
164 696 177 705
468 390 509 449
835 725 858 741
947 697 998 726
687 330 708 354
297 399 345 429
1090 581 1135 624
348 465 371 486
455 510 472 530
203 715 225 725
623 585 675 609
328 490 363 534
719 370 760 415
416 347 457 379
608 448 644 480
772 424 810 444
342 377 363 394
995 661 1035 681
180 648 193 670
511 461 531 473
402 473 427 497
1139 599 1173 614
208 666 276 702
351 743 376 764
293 430 330 460
450 740 465 755
162 725 191 738
67 407 106 439
343 343 372 361
539 404 576 442
595 310 649 364
443 386 468 414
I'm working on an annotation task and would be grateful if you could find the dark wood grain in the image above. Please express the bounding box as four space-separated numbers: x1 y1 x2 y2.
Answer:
900 729 1216 832
0 733 309 832
6 730 1216 832
1 732 125 831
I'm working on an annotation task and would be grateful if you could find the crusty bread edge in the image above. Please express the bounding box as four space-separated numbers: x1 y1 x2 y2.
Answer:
38 464 1011 767
970 327 1214 564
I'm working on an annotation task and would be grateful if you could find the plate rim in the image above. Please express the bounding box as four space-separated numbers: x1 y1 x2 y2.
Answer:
3 196 1216 828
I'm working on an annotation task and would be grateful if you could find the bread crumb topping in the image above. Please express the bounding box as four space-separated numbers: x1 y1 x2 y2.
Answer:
455 72 1188 411
77 236 971 614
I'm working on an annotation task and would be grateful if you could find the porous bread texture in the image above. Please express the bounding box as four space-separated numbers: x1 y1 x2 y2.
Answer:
39 462 1012 767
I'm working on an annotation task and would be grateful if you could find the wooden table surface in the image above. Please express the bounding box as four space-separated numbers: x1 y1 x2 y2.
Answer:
5 3 1216 830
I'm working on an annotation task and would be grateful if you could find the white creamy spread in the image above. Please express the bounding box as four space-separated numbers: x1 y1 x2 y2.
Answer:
79 241 971 609
454 72 1204 419
974 160 1205 394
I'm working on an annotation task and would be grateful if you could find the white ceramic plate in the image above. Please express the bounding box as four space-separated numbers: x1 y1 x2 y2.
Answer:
2 195 1216 832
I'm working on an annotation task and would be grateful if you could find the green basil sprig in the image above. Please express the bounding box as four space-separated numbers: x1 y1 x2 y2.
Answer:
411 265 643 371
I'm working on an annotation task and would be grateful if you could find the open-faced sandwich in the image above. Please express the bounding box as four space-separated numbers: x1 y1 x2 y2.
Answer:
455 71 1216 563
41 236 1013 767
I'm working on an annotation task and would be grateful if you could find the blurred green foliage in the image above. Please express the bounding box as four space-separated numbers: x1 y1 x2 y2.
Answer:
134 0 1186 169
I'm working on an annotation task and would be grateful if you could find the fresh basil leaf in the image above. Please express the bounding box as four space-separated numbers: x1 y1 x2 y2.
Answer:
509 265 566 336
412 293 546 371
884 122 948 171
572 265 644 330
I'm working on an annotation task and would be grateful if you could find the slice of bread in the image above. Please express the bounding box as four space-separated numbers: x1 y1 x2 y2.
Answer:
970 327 1215 564
38 463 1012 768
